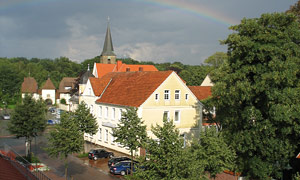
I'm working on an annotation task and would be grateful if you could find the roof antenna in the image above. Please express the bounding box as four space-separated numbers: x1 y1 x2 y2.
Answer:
87 64 90 71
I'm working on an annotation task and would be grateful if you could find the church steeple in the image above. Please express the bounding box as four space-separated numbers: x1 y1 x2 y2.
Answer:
100 17 116 64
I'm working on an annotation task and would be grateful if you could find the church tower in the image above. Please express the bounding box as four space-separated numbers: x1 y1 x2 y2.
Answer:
100 17 116 64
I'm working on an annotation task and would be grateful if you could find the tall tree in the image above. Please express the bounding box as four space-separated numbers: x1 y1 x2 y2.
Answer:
46 112 84 180
8 95 47 158
210 13 300 179
204 52 227 68
131 118 207 180
190 127 236 178
112 107 147 175
74 101 98 135
287 0 300 21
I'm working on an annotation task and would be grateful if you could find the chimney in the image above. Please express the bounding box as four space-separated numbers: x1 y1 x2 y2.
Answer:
117 61 122 71
139 67 143 72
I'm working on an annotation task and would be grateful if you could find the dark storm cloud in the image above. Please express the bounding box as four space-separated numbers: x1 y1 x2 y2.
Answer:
0 0 298 64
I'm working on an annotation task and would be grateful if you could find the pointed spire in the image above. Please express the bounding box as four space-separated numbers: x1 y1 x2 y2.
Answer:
101 17 115 56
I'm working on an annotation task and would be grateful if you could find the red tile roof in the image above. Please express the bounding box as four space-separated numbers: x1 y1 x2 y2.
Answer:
94 61 158 78
95 64 116 78
95 71 173 107
21 77 38 93
89 76 112 96
41 78 56 90
188 86 212 100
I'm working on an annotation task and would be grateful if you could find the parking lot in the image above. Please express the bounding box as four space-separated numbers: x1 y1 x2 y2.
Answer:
82 142 131 179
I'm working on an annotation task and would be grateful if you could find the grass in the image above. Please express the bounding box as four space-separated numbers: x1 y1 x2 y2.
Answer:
77 152 89 158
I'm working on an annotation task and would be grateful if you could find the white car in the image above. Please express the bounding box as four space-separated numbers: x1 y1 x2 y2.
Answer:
3 114 10 120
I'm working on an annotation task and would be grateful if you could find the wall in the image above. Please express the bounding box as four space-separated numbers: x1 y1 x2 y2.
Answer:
41 89 55 104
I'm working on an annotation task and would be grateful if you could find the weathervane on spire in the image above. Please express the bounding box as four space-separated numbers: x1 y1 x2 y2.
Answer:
107 16 110 23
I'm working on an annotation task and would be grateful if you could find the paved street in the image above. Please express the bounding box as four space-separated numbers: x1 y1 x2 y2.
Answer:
0 136 121 180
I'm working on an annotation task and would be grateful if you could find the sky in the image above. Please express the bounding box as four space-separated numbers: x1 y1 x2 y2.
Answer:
0 0 297 65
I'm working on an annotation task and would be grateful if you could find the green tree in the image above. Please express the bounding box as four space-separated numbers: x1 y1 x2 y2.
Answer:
8 95 47 159
131 118 206 180
46 112 84 180
204 52 227 68
112 107 147 175
190 127 236 178
74 102 98 135
287 0 300 21
210 13 300 179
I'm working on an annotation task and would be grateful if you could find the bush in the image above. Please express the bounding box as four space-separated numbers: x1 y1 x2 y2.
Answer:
60 98 66 104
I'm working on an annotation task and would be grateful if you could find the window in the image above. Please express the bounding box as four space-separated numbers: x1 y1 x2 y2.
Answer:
155 93 159 101
119 109 122 121
163 111 169 120
88 88 92 95
175 110 180 122
105 107 108 118
112 108 115 120
90 105 93 114
99 128 102 140
105 129 108 142
175 90 180 100
111 133 115 145
185 94 189 100
98 106 102 117
164 90 170 100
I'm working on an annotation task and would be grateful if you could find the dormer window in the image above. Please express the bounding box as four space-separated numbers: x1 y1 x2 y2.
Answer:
139 67 143 71
126 68 130 72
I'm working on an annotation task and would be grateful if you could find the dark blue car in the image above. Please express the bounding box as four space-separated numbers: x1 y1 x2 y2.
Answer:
110 161 138 176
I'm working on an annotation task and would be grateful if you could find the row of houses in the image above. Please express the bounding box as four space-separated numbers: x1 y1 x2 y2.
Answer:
21 21 214 156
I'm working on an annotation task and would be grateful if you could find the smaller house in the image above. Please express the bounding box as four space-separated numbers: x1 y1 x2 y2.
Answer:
40 78 56 105
59 77 76 104
21 77 39 99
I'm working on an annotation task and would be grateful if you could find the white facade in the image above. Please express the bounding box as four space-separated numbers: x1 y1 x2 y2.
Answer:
200 75 214 86
41 89 56 104
85 103 132 155
60 93 71 104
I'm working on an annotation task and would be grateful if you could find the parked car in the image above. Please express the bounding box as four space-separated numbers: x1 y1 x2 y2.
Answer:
108 156 131 168
88 149 114 160
47 119 60 125
3 114 10 120
48 107 56 114
110 160 139 176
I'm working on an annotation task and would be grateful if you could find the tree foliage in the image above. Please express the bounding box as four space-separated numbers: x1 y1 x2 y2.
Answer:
8 95 47 157
46 112 84 179
210 13 300 179
287 0 300 21
74 101 98 135
112 107 147 174
204 52 227 68
191 127 236 178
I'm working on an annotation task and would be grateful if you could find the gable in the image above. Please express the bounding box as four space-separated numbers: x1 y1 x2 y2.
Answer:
141 72 199 107
82 79 95 96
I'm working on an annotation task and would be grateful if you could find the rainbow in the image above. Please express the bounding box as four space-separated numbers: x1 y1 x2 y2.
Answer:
134 0 239 26
1 0 239 26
